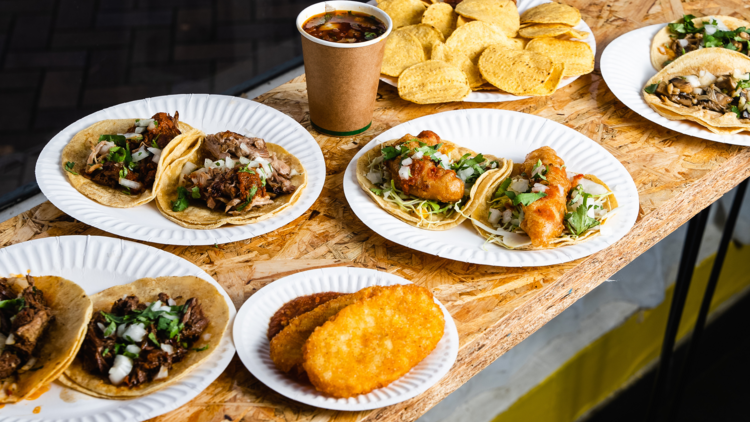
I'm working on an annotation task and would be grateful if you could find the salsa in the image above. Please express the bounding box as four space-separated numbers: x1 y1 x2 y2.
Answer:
303 11 387 43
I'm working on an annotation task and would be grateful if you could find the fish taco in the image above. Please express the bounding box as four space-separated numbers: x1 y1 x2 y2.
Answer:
61 112 200 208
1 275 92 403
356 130 510 230
470 146 618 249
155 131 307 229
650 15 750 71
643 48 750 134
58 276 229 399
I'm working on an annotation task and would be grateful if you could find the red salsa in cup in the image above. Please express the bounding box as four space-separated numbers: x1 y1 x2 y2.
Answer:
303 10 387 43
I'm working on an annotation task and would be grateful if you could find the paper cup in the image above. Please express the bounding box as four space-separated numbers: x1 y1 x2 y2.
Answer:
297 1 393 137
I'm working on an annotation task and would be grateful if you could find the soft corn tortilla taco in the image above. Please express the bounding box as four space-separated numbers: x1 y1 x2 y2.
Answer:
155 131 307 229
356 132 510 230
650 16 750 71
470 163 618 250
61 117 200 208
643 48 750 133
0 275 92 403
58 276 230 399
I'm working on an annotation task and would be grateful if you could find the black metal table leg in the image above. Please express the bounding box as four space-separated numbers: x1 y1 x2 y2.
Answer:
666 178 749 421
646 206 711 422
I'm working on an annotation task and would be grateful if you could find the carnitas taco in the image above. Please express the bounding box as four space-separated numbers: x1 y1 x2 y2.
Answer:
1 275 92 403
356 130 509 230
58 276 229 399
155 131 307 229
650 15 750 71
61 112 200 208
470 146 618 249
643 49 750 135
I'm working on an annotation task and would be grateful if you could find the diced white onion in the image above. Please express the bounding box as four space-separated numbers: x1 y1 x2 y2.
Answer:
119 178 142 190
117 323 129 338
202 333 212 340
698 71 717 87
97 322 106 333
714 17 729 31
225 156 236 169
131 146 150 163
160 313 177 320
148 147 162 163
398 166 411 179
366 171 383 184
154 365 169 380
677 39 689 47
488 208 502 225
576 178 609 196
122 323 147 343
509 179 529 193
290 169 302 177
5 333 15 345
147 120 157 130
502 209 512 224
239 156 250 165
412 151 424 160
150 301 162 311
18 357 37 373
167 298 176 306
531 183 548 193
239 143 251 155
160 343 174 355
137 119 154 127
531 165 545 178
134 126 145 134
685 75 701 88
254 156 272 175
733 69 750 80
693 87 704 95
158 305 172 313
109 355 133 385
401 157 413 166
125 344 141 355
457 167 475 182
704 24 717 36
395 145 401 151
100 141 116 154
180 162 198 182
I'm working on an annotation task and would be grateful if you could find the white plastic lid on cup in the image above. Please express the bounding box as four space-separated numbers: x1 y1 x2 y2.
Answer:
296 1 393 49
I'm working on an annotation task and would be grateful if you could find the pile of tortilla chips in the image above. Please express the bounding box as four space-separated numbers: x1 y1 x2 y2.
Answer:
378 0 595 103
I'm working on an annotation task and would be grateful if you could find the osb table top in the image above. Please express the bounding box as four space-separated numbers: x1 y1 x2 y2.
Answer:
3 0 750 420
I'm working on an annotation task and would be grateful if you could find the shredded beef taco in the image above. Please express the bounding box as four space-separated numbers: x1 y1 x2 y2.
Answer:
650 15 750 71
470 146 619 250
643 48 750 134
356 130 510 230
155 131 307 229
58 276 229 399
61 112 200 208
0 275 92 403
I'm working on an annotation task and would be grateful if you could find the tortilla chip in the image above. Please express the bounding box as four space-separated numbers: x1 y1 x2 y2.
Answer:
520 2 581 26
154 137 307 229
431 41 485 88
525 62 565 96
399 24 445 58
380 0 427 29
61 120 200 208
60 276 230 399
445 20 518 63
455 0 520 37
382 31 426 77
456 15 472 27
479 45 554 95
518 23 589 39
422 2 457 39
398 60 472 104
0 276 92 403
526 38 594 77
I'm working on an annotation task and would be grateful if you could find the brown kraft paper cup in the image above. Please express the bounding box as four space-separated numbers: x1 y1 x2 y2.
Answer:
297 2 393 137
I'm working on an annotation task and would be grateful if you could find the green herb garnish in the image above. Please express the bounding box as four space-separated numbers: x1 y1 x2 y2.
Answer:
644 83 659 94
64 161 78 175
171 186 190 212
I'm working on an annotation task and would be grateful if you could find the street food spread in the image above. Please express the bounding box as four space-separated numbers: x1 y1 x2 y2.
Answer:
269 284 444 398
155 131 307 229
59 276 229 399
302 10 387 43
643 49 750 135
356 130 508 230
61 112 199 208
0 275 92 403
470 146 619 249
379 0 593 102
650 15 750 71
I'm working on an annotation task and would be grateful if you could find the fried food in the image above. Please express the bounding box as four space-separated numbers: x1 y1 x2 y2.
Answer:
520 2 581 27
478 46 555 95
267 292 346 340
455 0 519 37
381 31 426 77
422 2 457 39
269 287 384 378
526 38 594 77
397 60 472 104
302 284 445 398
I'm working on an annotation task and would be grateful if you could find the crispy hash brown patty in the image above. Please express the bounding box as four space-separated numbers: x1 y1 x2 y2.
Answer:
269 287 382 378
267 292 346 340
302 284 445 398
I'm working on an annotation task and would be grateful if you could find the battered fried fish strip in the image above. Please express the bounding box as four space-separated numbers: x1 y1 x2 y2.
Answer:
302 284 445 398
269 287 383 378
267 292 346 340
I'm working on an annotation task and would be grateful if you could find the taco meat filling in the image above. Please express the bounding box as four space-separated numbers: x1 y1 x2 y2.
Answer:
79 293 209 387
173 131 298 215
662 15 750 67
645 70 750 119
80 112 182 195
0 276 53 381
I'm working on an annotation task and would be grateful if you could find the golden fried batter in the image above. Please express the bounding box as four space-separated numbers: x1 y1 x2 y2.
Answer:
302 284 445 398
269 287 383 378
267 292 347 340
519 146 571 247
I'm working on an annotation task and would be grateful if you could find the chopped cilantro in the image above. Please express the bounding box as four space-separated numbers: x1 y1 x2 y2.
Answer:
235 186 258 211
192 345 210 352
564 192 601 236
370 187 383 195
0 297 25 312
64 161 78 175
530 159 547 181
152 134 161 148
512 192 547 206
644 83 659 94
148 332 160 347
171 186 190 212
102 348 109 357
493 177 513 200
98 134 127 145
119 167 128 179
364 32 377 40
122 351 139 359
103 321 116 337
191 186 200 199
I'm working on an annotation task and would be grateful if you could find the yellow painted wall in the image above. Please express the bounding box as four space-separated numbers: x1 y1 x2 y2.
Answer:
493 243 750 422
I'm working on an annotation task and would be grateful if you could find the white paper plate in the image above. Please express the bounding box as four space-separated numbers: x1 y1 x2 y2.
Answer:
233 267 458 411
601 24 750 146
374 0 597 102
343 109 639 267
0 236 237 422
35 94 326 245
